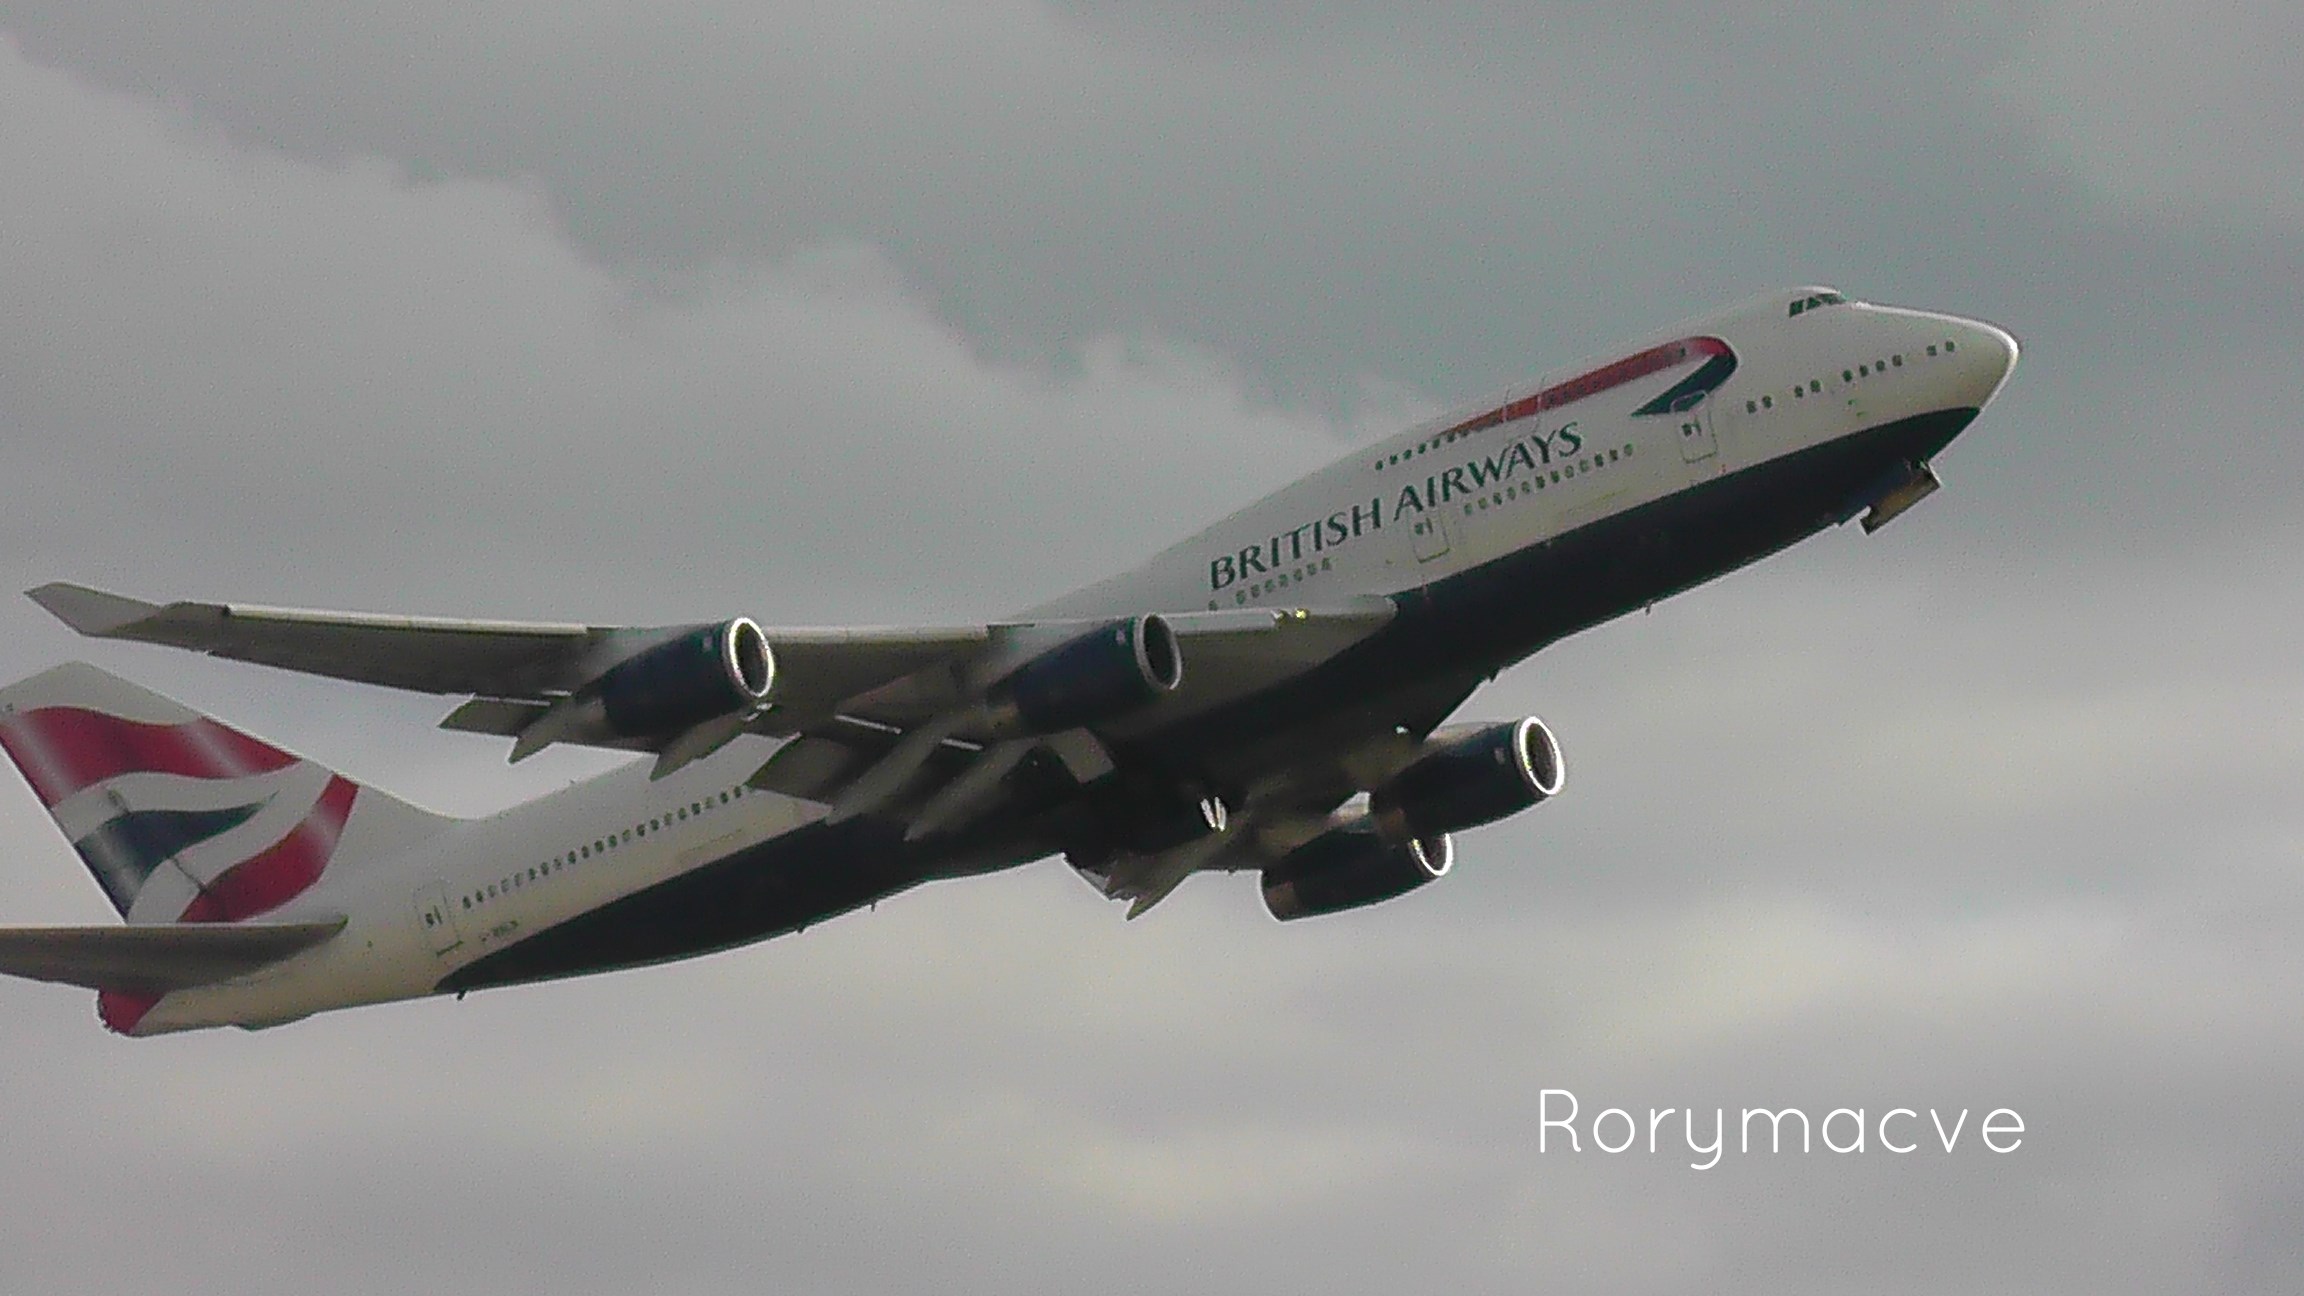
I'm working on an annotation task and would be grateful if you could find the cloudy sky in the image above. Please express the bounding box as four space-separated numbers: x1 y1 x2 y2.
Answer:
1 3 2300 1291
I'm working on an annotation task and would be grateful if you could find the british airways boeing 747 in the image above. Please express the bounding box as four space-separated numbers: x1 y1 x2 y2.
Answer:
0 286 2016 1034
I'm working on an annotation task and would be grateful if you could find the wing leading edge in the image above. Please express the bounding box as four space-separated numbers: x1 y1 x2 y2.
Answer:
27 581 989 713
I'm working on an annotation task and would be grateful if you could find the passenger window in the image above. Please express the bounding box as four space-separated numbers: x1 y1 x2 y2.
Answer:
1858 364 1868 376
1843 369 1854 382
1926 344 1938 356
1945 339 1956 352
1747 400 1757 413
1892 355 1903 366
1811 380 1821 392
1792 386 1803 398
1761 395 1772 409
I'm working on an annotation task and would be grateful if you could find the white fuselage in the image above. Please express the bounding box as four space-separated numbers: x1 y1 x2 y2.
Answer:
138 288 2017 1032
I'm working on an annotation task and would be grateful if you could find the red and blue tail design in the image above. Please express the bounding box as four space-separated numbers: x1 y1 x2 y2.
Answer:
0 663 449 928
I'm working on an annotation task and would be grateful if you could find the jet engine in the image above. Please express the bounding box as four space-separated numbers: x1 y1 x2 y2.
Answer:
1262 824 1453 921
594 618 775 737
1370 716 1563 843
982 615 1182 738
513 618 773 758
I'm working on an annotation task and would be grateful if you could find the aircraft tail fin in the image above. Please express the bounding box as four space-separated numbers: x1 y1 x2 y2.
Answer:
0 662 455 926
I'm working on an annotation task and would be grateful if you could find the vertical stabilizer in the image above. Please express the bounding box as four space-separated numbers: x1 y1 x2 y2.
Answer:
0 662 453 927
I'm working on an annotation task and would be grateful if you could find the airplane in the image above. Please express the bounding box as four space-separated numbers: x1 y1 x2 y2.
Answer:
0 286 2017 1035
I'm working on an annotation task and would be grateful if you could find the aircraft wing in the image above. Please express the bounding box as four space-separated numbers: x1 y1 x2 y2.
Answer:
27 582 985 712
740 605 1395 786
0 918 345 993
27 581 1395 780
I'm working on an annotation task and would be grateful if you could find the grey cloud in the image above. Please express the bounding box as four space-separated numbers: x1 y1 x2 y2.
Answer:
0 1 2196 400
0 47 1339 629
10 2 2294 417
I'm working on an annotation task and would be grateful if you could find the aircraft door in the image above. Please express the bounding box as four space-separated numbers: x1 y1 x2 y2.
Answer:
414 881 461 955
1410 510 1452 563
1675 392 1719 465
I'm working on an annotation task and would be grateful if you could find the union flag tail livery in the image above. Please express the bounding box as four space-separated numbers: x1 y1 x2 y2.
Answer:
0 663 448 925
0 664 456 1034
2 286 2020 1034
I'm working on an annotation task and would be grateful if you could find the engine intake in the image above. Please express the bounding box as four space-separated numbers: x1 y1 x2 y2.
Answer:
595 618 774 738
1262 825 1452 922
984 615 1182 737
1371 716 1563 843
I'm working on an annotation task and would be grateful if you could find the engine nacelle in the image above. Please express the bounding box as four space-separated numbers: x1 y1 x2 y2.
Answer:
983 615 1182 737
1262 825 1453 921
593 618 775 738
1370 716 1563 843
508 618 774 762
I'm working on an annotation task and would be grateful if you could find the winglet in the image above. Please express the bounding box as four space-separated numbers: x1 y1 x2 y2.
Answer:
26 582 162 638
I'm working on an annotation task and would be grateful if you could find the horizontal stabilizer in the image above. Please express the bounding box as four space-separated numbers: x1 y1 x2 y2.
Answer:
0 918 344 993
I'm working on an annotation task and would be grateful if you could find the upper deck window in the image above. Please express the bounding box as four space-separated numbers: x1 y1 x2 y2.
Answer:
1787 291 1847 318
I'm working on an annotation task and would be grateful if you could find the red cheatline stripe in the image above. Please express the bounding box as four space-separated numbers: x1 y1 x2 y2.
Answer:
1435 336 1734 440
0 707 298 808
178 776 358 924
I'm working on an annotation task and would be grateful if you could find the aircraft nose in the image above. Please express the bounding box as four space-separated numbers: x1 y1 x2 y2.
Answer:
1956 317 2019 407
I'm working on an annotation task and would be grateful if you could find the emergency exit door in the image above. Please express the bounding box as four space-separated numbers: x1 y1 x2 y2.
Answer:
414 881 461 954
1675 392 1718 464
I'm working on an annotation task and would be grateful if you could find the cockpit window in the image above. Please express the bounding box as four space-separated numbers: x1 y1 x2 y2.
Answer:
1787 291 1847 318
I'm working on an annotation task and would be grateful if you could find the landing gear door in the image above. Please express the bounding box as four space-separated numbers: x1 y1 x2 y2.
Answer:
1676 392 1718 465
414 881 461 955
